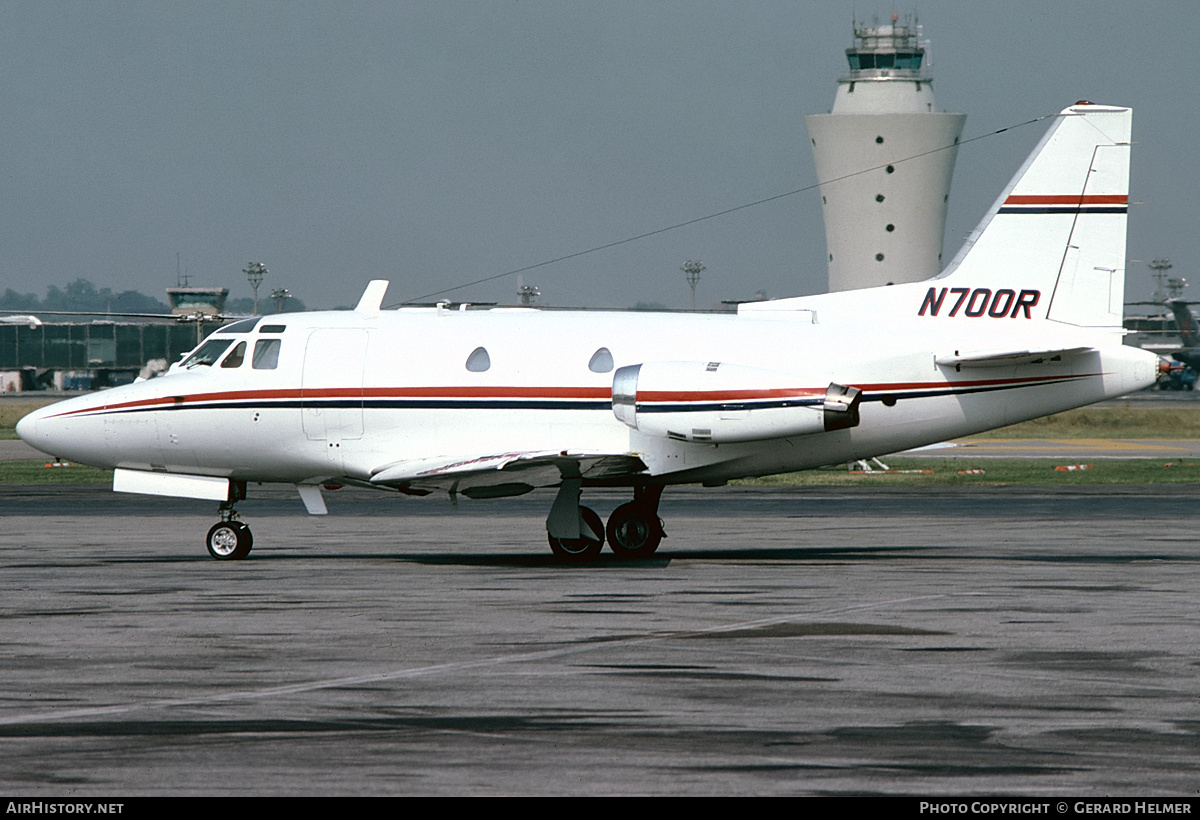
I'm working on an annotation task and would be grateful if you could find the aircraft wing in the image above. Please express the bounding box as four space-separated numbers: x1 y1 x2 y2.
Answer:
935 346 1094 368
369 450 648 497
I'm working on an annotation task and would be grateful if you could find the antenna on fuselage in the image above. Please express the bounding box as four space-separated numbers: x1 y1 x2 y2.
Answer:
355 280 390 315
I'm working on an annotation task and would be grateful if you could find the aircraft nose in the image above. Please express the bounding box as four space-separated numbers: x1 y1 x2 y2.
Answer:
15 409 38 444
16 404 63 457
16 393 128 467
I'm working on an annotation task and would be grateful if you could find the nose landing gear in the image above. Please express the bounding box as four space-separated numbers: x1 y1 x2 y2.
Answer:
206 481 253 560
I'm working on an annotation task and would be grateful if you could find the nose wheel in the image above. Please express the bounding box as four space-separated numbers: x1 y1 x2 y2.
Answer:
206 520 253 560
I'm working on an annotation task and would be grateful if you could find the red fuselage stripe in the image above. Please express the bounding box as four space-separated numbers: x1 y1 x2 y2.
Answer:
47 373 1096 418
1003 194 1127 205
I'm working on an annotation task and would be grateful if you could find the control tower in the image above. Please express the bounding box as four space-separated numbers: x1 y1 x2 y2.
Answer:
806 15 965 292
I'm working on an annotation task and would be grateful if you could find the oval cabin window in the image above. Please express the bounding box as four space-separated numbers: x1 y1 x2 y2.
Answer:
588 347 614 373
465 347 491 372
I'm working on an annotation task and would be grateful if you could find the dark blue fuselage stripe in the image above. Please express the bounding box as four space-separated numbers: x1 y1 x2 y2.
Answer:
859 376 1083 402
112 398 613 414
89 376 1086 419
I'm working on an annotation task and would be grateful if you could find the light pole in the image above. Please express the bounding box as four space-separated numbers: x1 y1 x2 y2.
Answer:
517 284 540 307
244 262 267 314
1149 258 1173 305
271 288 291 314
681 260 705 311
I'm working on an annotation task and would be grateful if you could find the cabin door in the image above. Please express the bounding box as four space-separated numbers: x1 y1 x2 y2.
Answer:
301 328 367 443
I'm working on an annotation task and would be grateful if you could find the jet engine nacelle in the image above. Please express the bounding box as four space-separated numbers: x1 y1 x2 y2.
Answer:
611 361 861 444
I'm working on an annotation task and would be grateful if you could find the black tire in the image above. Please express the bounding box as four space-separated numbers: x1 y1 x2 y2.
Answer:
606 502 663 560
206 521 253 560
547 506 604 562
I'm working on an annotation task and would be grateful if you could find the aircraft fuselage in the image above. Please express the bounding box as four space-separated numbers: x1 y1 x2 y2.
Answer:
18 302 1155 489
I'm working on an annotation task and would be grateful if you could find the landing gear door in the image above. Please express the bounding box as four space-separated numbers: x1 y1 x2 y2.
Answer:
301 329 367 442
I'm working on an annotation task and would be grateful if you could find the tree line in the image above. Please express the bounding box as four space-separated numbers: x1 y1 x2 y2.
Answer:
0 278 305 317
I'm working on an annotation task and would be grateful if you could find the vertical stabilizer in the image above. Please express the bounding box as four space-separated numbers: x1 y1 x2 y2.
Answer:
939 103 1131 329
1167 299 1200 348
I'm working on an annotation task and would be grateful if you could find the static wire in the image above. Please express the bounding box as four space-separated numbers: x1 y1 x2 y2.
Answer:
393 112 1057 307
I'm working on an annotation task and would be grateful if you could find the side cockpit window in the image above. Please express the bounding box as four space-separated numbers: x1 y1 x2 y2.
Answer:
181 339 233 368
220 342 246 368
252 338 281 370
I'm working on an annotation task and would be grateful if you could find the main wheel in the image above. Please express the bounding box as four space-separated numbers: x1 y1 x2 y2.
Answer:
606 502 663 559
206 521 253 560
548 506 604 562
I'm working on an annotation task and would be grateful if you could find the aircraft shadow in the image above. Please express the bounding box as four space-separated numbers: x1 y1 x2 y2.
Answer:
174 544 943 568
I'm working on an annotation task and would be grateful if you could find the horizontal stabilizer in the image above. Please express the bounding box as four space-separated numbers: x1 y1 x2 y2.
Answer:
935 346 1094 368
370 450 647 494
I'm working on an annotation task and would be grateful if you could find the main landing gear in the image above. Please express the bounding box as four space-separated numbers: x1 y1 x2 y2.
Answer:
206 482 253 561
200 479 665 564
546 506 605 562
545 483 665 563
605 485 665 560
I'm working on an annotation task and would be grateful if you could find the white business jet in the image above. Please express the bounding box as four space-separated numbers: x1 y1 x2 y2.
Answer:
17 102 1157 562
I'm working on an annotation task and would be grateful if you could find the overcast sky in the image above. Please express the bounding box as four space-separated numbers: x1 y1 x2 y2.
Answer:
1 1 1194 311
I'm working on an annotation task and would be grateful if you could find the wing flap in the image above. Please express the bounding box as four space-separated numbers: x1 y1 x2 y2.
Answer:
369 450 647 493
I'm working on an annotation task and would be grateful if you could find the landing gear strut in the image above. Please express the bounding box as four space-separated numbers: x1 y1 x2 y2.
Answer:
546 478 605 562
206 481 253 560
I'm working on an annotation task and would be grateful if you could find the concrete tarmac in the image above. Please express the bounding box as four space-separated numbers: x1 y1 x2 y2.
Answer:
1 482 1198 796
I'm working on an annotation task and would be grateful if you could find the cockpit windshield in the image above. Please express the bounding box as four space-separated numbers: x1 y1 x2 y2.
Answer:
218 318 260 333
180 339 234 368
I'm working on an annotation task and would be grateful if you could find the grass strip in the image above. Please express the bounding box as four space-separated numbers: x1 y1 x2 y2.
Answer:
0 460 113 484
969 405 1200 439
